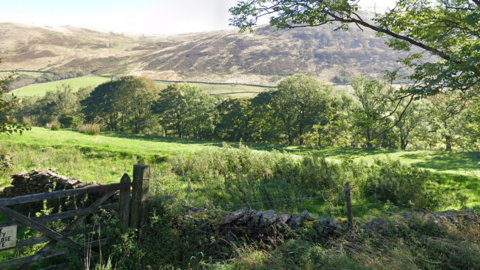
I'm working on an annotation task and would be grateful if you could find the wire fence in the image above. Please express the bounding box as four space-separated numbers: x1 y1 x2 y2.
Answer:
145 181 436 225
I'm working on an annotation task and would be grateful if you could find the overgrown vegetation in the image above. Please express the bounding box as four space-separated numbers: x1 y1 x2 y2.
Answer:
1 128 478 269
73 196 480 270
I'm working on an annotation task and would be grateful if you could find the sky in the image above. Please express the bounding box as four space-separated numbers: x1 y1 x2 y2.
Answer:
1 0 397 35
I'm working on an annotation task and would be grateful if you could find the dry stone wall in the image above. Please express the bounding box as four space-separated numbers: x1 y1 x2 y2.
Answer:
0 169 109 213
0 168 98 197
184 206 478 238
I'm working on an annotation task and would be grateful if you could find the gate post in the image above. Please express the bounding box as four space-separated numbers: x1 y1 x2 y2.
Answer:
130 164 150 241
119 173 132 230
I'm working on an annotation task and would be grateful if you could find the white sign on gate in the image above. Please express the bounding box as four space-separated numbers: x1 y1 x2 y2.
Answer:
0 225 17 249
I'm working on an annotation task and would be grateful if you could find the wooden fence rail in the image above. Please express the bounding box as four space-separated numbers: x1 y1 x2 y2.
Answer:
0 164 151 270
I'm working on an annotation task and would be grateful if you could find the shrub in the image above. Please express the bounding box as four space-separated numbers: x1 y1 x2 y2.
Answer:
78 124 100 135
50 122 61 131
361 159 459 208
59 113 83 128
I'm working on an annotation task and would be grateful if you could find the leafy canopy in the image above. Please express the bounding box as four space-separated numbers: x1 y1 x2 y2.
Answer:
0 59 28 134
229 0 480 96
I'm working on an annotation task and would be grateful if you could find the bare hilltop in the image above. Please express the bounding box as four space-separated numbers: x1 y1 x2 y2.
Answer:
0 16 410 86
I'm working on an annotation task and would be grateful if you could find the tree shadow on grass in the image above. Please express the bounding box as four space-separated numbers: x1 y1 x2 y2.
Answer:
98 131 401 159
100 131 224 146
400 152 480 173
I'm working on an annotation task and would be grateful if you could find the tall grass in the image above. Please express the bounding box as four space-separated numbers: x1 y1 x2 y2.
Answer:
86 196 480 270
78 124 101 135
164 144 468 215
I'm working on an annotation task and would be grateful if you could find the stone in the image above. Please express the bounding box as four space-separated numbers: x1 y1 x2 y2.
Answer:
237 209 256 225
301 210 314 221
221 207 248 225
317 217 340 235
247 209 263 228
1 169 109 212
278 213 291 224
261 210 277 226
276 213 292 228
288 214 304 229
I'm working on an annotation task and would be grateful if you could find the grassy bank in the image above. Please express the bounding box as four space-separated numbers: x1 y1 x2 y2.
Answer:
1 128 479 269
1 128 479 211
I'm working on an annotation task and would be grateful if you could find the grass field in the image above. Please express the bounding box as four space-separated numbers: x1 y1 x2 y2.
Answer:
155 81 273 98
1 128 479 210
10 76 111 96
1 127 479 269
10 76 358 98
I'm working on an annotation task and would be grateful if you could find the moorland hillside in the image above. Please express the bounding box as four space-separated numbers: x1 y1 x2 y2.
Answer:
0 11 416 85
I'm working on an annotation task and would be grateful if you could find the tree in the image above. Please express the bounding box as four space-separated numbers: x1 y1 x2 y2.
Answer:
215 98 256 141
230 0 480 96
81 76 160 133
428 93 467 151
314 93 352 147
393 99 430 150
350 76 396 148
255 74 335 145
0 59 27 134
152 83 215 139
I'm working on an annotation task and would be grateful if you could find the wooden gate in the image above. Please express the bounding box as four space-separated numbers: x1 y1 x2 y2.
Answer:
0 164 151 270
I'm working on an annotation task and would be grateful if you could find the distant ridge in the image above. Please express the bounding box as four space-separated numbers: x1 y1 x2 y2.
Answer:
0 16 412 86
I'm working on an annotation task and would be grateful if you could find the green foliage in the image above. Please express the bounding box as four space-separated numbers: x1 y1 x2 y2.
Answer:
215 98 255 141
249 74 338 145
168 144 465 212
351 76 396 148
81 76 160 133
59 112 83 128
85 198 480 269
229 0 480 96
0 59 28 134
363 159 442 208
153 83 215 139
50 122 61 131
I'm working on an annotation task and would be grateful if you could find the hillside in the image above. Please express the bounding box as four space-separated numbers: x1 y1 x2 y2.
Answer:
0 14 413 86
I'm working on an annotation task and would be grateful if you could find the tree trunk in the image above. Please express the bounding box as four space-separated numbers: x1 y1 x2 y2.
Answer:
445 135 452 151
366 128 373 148
400 137 408 150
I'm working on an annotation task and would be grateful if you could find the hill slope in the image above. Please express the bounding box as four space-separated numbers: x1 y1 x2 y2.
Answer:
0 15 413 86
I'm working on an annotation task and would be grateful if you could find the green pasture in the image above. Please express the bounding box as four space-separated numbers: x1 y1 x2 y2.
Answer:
9 76 359 98
10 76 110 96
155 81 272 98
1 128 479 211
1 127 479 180
10 76 272 98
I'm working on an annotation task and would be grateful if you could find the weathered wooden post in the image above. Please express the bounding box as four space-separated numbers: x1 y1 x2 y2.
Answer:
130 164 150 241
344 183 354 230
119 173 132 230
